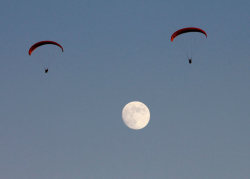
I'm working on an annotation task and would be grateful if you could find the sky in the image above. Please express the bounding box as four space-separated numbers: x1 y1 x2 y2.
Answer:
0 0 250 178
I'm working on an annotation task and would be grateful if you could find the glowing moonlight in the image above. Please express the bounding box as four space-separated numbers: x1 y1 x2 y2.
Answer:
122 101 150 130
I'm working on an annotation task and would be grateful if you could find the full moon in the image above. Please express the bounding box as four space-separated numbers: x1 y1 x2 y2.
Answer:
122 101 150 130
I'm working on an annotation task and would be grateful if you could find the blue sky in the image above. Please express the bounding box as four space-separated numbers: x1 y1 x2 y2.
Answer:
0 0 250 178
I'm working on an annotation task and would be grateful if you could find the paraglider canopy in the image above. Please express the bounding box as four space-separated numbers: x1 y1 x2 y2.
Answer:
171 27 207 42
28 41 64 55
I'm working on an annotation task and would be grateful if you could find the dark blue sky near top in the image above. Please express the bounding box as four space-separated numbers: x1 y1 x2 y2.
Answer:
0 0 250 178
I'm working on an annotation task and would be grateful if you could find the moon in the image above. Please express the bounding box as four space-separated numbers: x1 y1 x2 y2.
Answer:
122 101 150 130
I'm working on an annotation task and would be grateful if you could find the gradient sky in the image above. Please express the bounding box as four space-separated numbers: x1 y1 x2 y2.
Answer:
0 0 250 178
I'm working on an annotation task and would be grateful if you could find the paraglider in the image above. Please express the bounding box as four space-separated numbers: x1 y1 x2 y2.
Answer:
171 27 207 64
28 41 63 73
